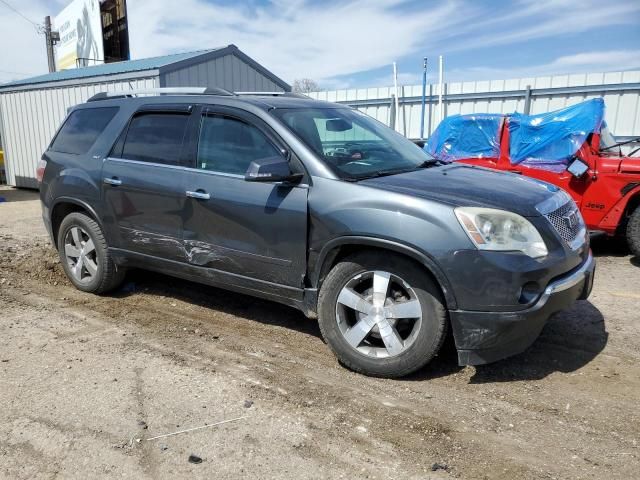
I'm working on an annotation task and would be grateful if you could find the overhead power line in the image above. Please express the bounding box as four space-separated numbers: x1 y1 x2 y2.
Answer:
0 0 44 34
0 68 39 76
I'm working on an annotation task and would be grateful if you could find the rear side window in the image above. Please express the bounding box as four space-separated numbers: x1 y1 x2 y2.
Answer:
121 113 189 166
50 107 118 155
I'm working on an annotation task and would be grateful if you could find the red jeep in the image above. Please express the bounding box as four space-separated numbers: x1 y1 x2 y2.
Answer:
425 98 640 256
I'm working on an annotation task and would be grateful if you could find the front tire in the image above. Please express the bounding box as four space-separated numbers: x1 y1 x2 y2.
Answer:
627 207 640 258
57 212 125 293
317 252 447 378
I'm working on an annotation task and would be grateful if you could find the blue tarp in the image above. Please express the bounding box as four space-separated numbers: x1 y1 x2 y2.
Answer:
424 114 502 162
509 98 604 169
425 98 605 171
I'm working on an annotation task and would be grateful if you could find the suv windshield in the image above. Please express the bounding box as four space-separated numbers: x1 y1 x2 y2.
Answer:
272 107 435 180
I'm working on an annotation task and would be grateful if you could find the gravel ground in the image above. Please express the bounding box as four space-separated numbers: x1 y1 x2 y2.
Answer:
0 186 639 479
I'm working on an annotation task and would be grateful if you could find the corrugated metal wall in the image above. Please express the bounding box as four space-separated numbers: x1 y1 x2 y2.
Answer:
162 54 284 92
309 70 640 143
3 69 637 187
0 76 158 187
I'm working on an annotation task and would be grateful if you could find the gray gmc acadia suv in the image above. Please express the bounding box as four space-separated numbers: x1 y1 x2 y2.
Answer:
38 88 595 378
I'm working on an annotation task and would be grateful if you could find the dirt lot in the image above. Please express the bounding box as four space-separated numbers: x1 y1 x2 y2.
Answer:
0 186 638 480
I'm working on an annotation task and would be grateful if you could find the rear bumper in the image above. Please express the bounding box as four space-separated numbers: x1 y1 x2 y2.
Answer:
450 251 595 366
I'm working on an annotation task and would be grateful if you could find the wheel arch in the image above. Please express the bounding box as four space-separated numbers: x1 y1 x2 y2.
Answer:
597 184 640 233
624 190 640 218
50 197 103 249
312 236 458 311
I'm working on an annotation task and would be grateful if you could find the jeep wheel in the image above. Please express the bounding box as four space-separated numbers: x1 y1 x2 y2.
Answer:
627 207 640 258
317 252 447 378
57 212 125 293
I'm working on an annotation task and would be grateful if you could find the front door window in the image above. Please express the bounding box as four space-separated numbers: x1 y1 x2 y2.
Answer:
197 114 281 174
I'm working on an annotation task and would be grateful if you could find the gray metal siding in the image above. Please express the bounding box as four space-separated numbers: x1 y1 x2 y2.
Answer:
0 76 158 187
309 70 640 144
161 53 285 92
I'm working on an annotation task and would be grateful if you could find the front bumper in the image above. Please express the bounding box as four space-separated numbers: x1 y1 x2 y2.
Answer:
450 251 595 366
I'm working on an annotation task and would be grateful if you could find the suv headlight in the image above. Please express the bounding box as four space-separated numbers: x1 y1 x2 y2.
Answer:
454 207 548 258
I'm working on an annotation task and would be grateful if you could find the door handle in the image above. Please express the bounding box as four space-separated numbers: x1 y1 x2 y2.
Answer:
186 190 210 200
104 177 122 186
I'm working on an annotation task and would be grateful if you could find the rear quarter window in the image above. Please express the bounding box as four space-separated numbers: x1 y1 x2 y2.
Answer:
50 107 119 155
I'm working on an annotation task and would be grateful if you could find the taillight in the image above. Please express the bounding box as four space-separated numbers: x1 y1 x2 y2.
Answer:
36 158 47 183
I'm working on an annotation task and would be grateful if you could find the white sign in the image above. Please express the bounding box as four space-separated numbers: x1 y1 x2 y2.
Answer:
54 0 103 70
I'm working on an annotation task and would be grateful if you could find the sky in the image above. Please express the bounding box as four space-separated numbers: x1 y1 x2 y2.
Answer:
0 0 639 89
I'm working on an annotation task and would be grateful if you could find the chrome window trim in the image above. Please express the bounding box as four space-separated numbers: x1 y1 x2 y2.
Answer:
104 157 309 186
105 156 187 171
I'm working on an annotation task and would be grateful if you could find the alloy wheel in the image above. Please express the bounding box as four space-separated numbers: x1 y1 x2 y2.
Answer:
63 226 99 284
335 270 423 358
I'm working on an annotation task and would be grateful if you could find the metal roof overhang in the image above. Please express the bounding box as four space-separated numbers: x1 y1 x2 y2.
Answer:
0 70 160 93
0 44 291 94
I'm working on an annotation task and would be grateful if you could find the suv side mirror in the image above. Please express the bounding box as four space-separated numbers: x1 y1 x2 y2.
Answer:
244 156 303 183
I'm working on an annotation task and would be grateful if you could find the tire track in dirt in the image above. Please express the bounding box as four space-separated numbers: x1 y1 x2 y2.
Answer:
2 230 639 479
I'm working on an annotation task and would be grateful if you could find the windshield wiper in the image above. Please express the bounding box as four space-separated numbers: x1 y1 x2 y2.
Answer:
354 162 440 181
355 169 411 180
414 159 444 168
354 159 445 181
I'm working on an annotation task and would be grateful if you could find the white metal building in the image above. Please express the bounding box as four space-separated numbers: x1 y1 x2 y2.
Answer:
309 70 640 146
0 44 290 187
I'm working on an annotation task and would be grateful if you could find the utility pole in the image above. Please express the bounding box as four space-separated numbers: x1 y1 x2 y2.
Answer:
44 16 60 73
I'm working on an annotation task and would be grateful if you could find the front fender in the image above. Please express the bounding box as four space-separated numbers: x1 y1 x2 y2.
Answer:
312 235 458 310
307 177 471 310
597 184 640 231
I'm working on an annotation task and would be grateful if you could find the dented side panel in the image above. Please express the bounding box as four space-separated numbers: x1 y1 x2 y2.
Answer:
183 170 309 287
101 158 188 262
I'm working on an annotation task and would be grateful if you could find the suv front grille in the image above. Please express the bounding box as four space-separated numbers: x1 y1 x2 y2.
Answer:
544 201 584 248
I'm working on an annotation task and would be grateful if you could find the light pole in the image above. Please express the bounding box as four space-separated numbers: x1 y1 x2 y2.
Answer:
420 57 427 140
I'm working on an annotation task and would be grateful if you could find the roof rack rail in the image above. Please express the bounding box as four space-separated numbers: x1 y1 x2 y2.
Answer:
87 87 234 102
234 91 309 98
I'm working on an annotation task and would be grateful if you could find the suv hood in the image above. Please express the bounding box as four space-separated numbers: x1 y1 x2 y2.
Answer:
360 164 559 217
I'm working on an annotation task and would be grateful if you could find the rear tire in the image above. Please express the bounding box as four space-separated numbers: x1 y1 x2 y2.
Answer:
317 251 447 378
57 212 126 293
627 207 640 258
